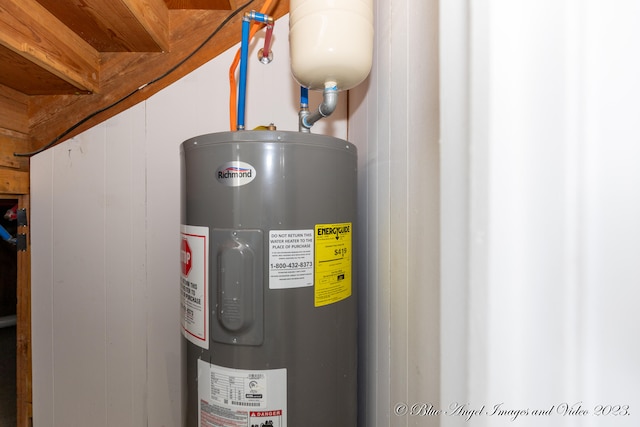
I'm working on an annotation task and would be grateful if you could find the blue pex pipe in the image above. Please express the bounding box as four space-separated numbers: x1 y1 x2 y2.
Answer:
237 18 251 130
300 86 309 107
0 224 12 242
237 11 271 130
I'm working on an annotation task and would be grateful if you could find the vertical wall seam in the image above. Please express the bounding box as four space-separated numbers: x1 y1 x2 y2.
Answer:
129 114 136 427
143 100 150 427
101 125 109 426
50 148 56 427
385 4 392 424
103 124 109 427
462 0 472 409
404 0 410 410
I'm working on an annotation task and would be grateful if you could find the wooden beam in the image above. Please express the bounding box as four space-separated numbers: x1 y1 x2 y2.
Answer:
165 0 233 9
0 0 100 93
0 84 29 134
123 0 171 51
0 46 84 95
28 0 289 153
16 194 32 427
34 0 169 53
0 135 29 171
0 169 29 194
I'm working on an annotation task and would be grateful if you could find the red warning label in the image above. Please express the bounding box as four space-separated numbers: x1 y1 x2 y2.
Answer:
249 409 283 427
250 410 283 417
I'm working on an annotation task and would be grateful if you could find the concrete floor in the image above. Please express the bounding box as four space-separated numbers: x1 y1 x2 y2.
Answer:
0 325 16 427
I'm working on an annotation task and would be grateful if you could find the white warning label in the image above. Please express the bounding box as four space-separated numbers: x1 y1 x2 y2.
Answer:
180 224 209 349
268 229 314 289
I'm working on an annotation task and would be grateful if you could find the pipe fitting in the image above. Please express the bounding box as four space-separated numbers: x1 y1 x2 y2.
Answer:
244 11 272 24
300 82 339 131
299 106 310 133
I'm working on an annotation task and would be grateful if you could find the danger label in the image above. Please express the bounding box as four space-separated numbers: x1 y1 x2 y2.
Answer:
180 225 209 349
250 409 283 427
269 230 314 289
314 222 352 307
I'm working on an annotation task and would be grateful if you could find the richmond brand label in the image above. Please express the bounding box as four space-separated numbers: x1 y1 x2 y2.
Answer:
215 161 256 187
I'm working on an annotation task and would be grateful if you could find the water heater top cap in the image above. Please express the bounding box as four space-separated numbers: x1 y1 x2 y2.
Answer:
289 0 374 91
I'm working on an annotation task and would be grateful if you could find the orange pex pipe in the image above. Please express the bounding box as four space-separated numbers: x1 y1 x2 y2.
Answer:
229 0 275 131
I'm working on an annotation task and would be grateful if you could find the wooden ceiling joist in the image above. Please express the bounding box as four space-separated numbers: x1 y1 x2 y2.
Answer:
122 0 171 51
34 0 171 53
165 0 235 9
0 0 289 155
0 0 100 93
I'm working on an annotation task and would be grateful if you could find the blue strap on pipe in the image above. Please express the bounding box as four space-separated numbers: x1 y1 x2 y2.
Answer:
300 87 309 107
248 11 270 23
237 18 251 130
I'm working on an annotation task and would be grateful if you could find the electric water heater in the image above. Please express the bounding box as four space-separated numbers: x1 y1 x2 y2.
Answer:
181 130 357 427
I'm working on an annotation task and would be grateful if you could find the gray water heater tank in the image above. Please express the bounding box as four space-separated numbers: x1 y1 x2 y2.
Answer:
180 130 357 427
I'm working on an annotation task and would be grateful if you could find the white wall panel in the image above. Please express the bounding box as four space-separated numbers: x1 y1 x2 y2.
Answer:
30 149 54 427
31 104 148 427
51 129 107 427
439 1 471 424
349 1 440 426
406 0 440 412
104 105 148 427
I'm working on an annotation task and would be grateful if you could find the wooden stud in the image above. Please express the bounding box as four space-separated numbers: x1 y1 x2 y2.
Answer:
0 135 30 171
16 194 32 427
0 85 29 135
0 169 29 194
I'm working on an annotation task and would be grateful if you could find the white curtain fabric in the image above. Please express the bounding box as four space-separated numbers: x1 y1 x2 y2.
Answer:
441 1 640 426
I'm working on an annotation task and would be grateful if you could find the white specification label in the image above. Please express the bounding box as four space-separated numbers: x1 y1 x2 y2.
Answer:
198 360 287 427
269 229 314 289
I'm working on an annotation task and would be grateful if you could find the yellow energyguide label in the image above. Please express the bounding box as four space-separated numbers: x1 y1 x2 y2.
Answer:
314 222 352 307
